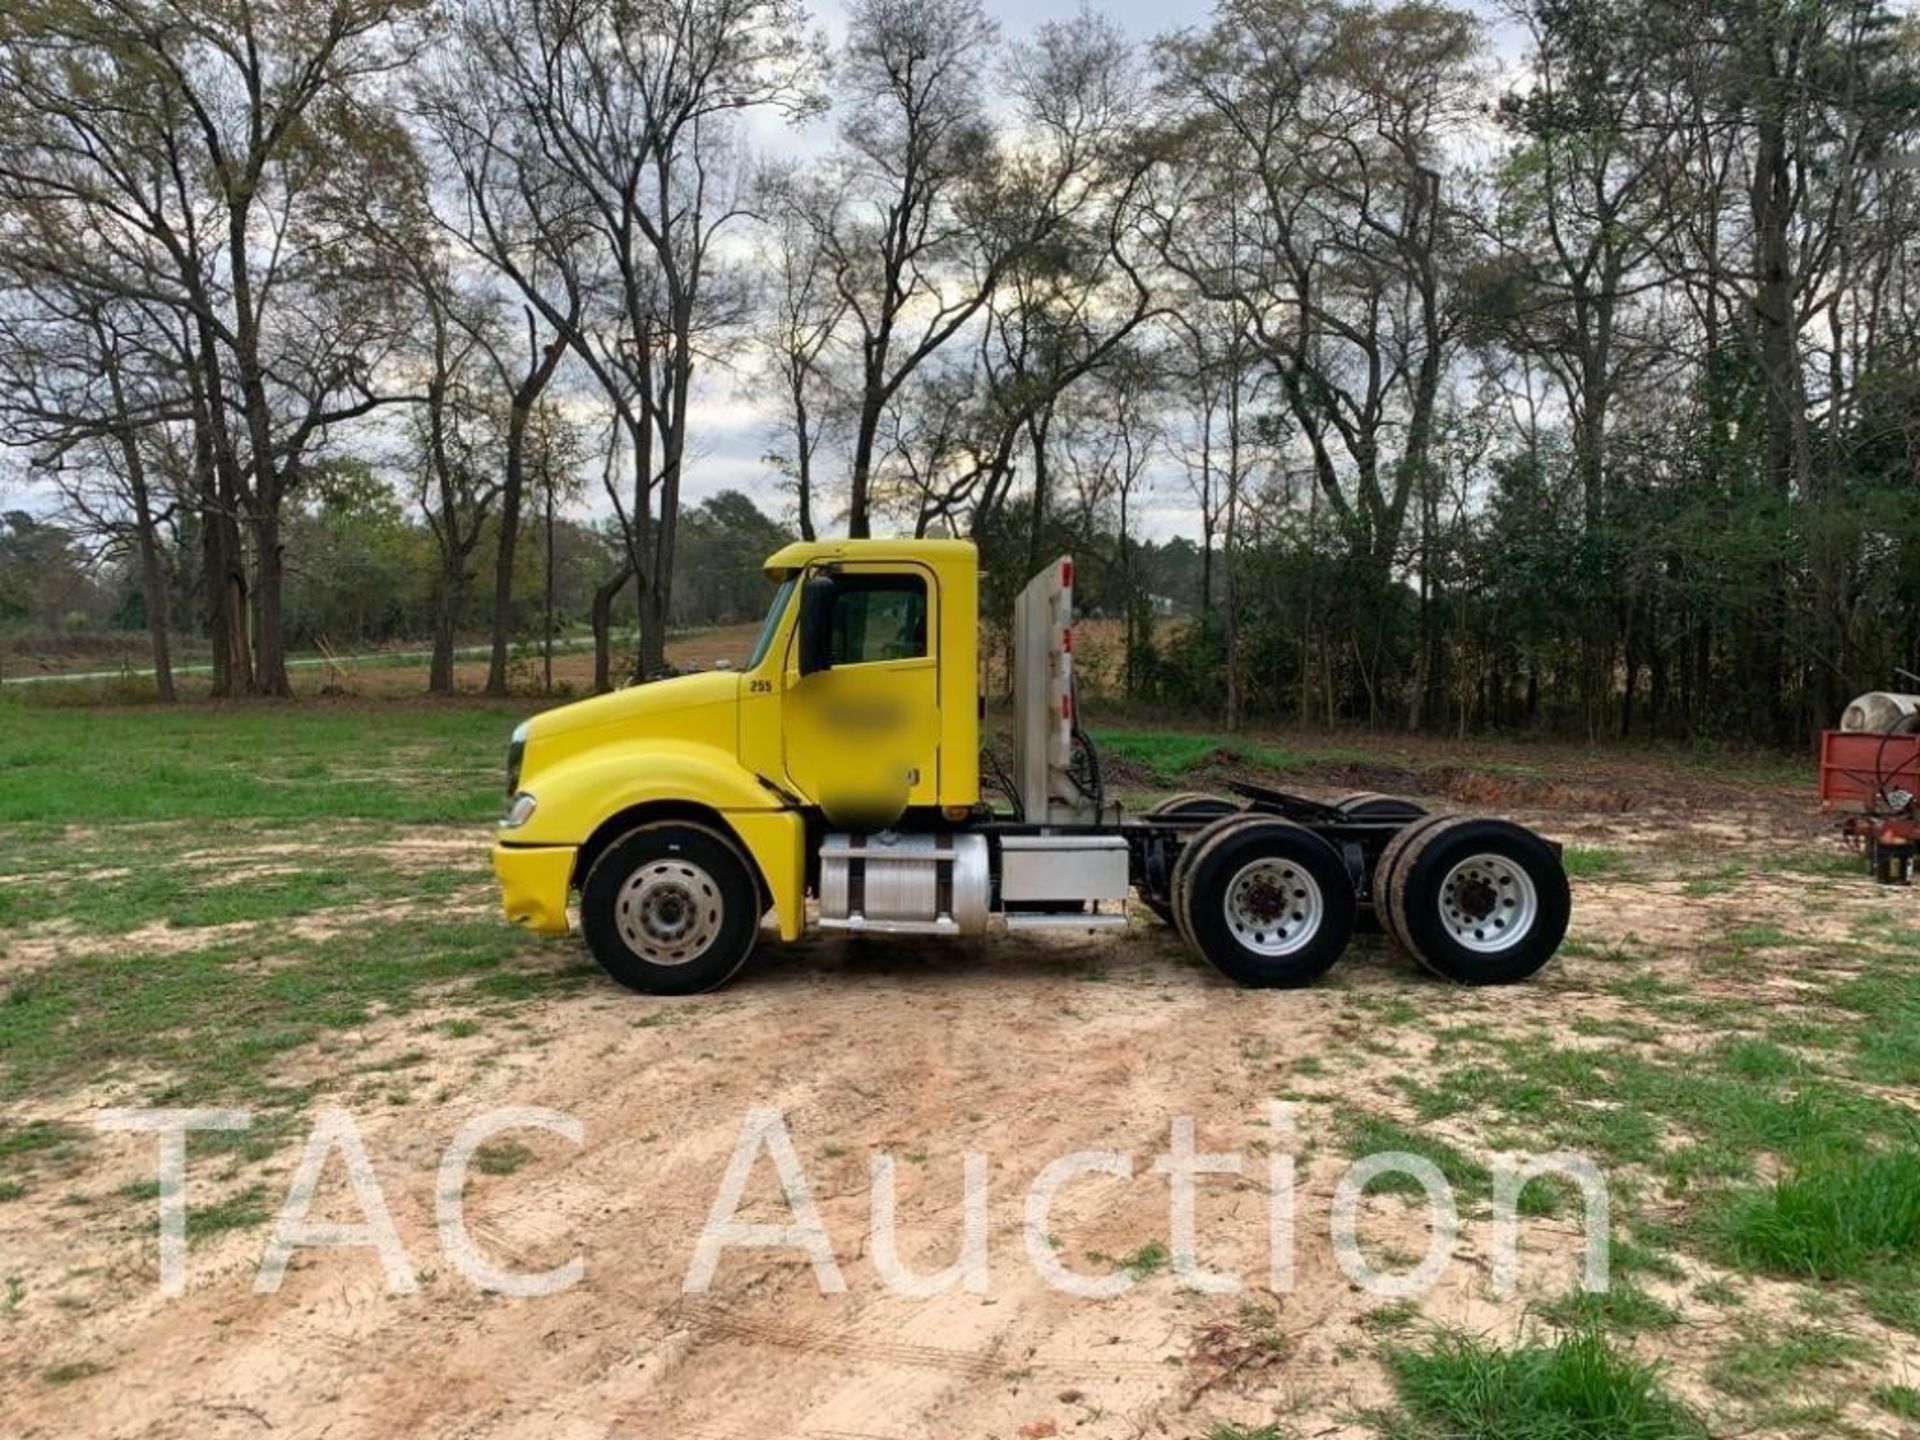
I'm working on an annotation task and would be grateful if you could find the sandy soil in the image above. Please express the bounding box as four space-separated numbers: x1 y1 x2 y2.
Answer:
4 769 1916 1440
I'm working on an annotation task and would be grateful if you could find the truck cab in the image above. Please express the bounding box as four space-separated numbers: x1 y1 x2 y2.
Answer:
494 540 1571 995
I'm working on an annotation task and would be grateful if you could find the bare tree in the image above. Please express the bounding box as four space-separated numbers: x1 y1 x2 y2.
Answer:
439 0 821 678
756 176 849 542
1153 0 1481 576
0 0 427 695
0 287 184 698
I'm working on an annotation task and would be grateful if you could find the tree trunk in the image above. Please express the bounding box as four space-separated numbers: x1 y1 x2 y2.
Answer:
429 572 460 696
847 388 883 539
251 510 293 697
591 565 633 694
488 331 569 696
543 475 556 694
1025 408 1054 579
104 349 174 703
484 408 530 697
188 350 252 698
793 376 817 543
640 575 671 681
129 474 175 704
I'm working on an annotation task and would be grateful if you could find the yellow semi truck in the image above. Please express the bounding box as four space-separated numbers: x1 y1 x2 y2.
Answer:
493 539 1570 994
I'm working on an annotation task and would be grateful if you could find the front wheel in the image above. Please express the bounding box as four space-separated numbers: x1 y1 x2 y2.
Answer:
1379 816 1569 984
580 822 761 995
1182 820 1356 987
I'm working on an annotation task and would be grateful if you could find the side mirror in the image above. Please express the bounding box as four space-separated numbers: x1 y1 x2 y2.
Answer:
797 574 836 678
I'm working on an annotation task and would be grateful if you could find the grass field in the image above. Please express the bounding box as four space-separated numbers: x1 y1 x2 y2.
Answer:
2 694 1917 1439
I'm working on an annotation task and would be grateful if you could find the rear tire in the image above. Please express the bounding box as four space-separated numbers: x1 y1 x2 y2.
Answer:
1147 792 1240 821
1381 816 1569 985
580 822 761 995
1183 820 1355 987
1171 812 1269 946
1372 812 1450 944
1333 792 1429 822
1142 794 1241 923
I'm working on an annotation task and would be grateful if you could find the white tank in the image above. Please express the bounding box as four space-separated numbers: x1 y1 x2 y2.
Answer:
1840 692 1920 733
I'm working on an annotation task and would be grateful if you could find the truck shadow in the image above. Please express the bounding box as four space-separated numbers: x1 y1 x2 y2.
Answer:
732 923 1431 994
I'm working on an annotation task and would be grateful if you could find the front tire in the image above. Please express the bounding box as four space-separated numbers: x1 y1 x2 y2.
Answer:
1183 820 1356 987
580 822 761 995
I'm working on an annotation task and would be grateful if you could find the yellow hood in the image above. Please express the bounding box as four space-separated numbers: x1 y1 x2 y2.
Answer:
521 672 740 775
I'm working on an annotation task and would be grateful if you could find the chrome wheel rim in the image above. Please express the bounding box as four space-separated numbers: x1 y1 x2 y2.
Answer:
615 859 723 965
1439 853 1538 954
1224 857 1323 956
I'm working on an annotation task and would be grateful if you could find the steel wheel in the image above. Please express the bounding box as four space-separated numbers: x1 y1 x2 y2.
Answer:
1183 819 1354 987
1380 816 1569 985
1437 852 1539 954
1223 857 1325 957
581 822 760 995
615 858 724 965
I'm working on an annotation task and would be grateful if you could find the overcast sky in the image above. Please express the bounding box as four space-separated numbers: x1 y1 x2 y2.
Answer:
0 0 1526 544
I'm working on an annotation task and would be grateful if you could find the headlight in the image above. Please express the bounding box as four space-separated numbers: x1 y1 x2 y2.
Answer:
500 792 538 829
506 720 530 796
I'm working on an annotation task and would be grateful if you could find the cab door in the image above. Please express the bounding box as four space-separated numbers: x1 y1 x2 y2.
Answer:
781 563 941 815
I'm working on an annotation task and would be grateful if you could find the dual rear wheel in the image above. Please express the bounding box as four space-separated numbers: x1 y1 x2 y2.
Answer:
1163 802 1569 988
1375 815 1570 985
1174 816 1356 986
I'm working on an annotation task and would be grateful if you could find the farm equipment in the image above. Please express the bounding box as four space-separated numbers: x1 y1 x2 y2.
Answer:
492 541 1572 993
1821 689 1920 885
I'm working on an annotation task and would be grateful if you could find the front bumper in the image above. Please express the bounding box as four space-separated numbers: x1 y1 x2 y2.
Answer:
493 841 576 934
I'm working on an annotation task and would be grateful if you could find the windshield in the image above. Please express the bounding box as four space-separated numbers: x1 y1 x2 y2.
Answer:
745 577 797 671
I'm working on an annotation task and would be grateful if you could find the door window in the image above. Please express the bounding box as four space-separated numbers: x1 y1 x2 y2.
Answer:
827 573 928 665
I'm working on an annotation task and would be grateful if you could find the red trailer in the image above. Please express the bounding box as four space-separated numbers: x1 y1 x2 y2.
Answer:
1819 728 1920 884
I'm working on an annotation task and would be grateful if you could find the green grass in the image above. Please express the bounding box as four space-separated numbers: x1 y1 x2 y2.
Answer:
1561 847 1631 878
0 918 574 1106
187 1185 273 1239
1828 963 1920 1087
1707 1322 1878 1396
1872 1384 1920 1420
1537 1281 1681 1336
1340 1113 1493 1203
1382 1330 1706 1439
1112 1241 1170 1280
1092 728 1324 784
0 1119 81 1159
0 851 476 937
1480 1031 1917 1186
1363 1299 1423 1334
1710 1149 1920 1280
41 1360 108 1386
0 699 518 825
1708 1149 1920 1331
472 1139 535 1176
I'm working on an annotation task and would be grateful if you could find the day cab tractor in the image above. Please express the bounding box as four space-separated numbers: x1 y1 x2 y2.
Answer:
492 540 1572 995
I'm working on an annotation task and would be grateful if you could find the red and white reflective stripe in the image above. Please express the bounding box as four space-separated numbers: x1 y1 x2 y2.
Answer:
1062 627 1073 653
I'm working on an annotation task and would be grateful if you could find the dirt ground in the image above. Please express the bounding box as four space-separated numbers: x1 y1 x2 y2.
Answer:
3 755 1918 1439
